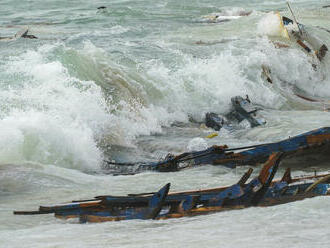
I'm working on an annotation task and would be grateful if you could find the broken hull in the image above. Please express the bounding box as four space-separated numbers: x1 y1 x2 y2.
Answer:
230 96 266 127
105 127 330 173
14 154 330 223
50 180 330 223
55 183 170 221
276 14 327 60
193 127 330 168
43 188 243 220
260 185 330 206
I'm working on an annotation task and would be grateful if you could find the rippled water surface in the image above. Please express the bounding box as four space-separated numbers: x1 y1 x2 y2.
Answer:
1 0 330 247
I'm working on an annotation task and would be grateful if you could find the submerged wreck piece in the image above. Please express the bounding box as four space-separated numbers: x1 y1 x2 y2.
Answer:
265 10 328 64
194 126 330 168
80 183 170 222
228 95 266 127
14 153 330 223
204 95 265 132
104 127 330 174
261 65 273 84
280 12 328 61
15 28 38 39
96 6 108 14
205 112 225 131
0 27 37 41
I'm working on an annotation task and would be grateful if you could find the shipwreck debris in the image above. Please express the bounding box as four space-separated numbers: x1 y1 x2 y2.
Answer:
103 126 330 174
97 6 108 14
204 95 266 132
205 112 225 131
228 95 266 127
261 65 273 84
278 11 328 61
14 153 330 223
0 27 37 41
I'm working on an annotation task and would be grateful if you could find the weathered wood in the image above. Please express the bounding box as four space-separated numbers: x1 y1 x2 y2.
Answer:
13 154 330 222
13 210 52 215
281 168 292 183
237 168 253 186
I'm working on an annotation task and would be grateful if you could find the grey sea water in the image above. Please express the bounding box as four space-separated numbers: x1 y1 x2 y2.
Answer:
1 0 330 247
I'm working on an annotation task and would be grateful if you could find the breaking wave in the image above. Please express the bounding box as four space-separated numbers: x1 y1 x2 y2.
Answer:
0 9 329 171
0 43 108 170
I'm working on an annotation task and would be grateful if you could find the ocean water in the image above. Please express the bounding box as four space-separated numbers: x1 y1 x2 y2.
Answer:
1 0 330 247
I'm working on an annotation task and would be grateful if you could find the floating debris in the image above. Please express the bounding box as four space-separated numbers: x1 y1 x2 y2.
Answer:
14 153 330 222
204 95 265 132
205 132 218 139
273 9 328 61
205 112 225 131
192 127 330 168
228 95 266 127
260 8 329 105
0 27 37 41
102 127 330 174
96 6 108 14
194 38 237 46
261 64 273 84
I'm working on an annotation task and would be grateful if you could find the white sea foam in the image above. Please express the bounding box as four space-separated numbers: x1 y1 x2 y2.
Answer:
187 137 208 151
219 7 252 17
1 1 330 247
146 47 283 119
0 43 108 170
257 11 284 37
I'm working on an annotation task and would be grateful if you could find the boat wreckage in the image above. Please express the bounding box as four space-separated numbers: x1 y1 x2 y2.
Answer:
274 6 328 62
14 153 330 223
205 95 266 131
103 126 330 174
261 11 329 88
0 27 37 41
